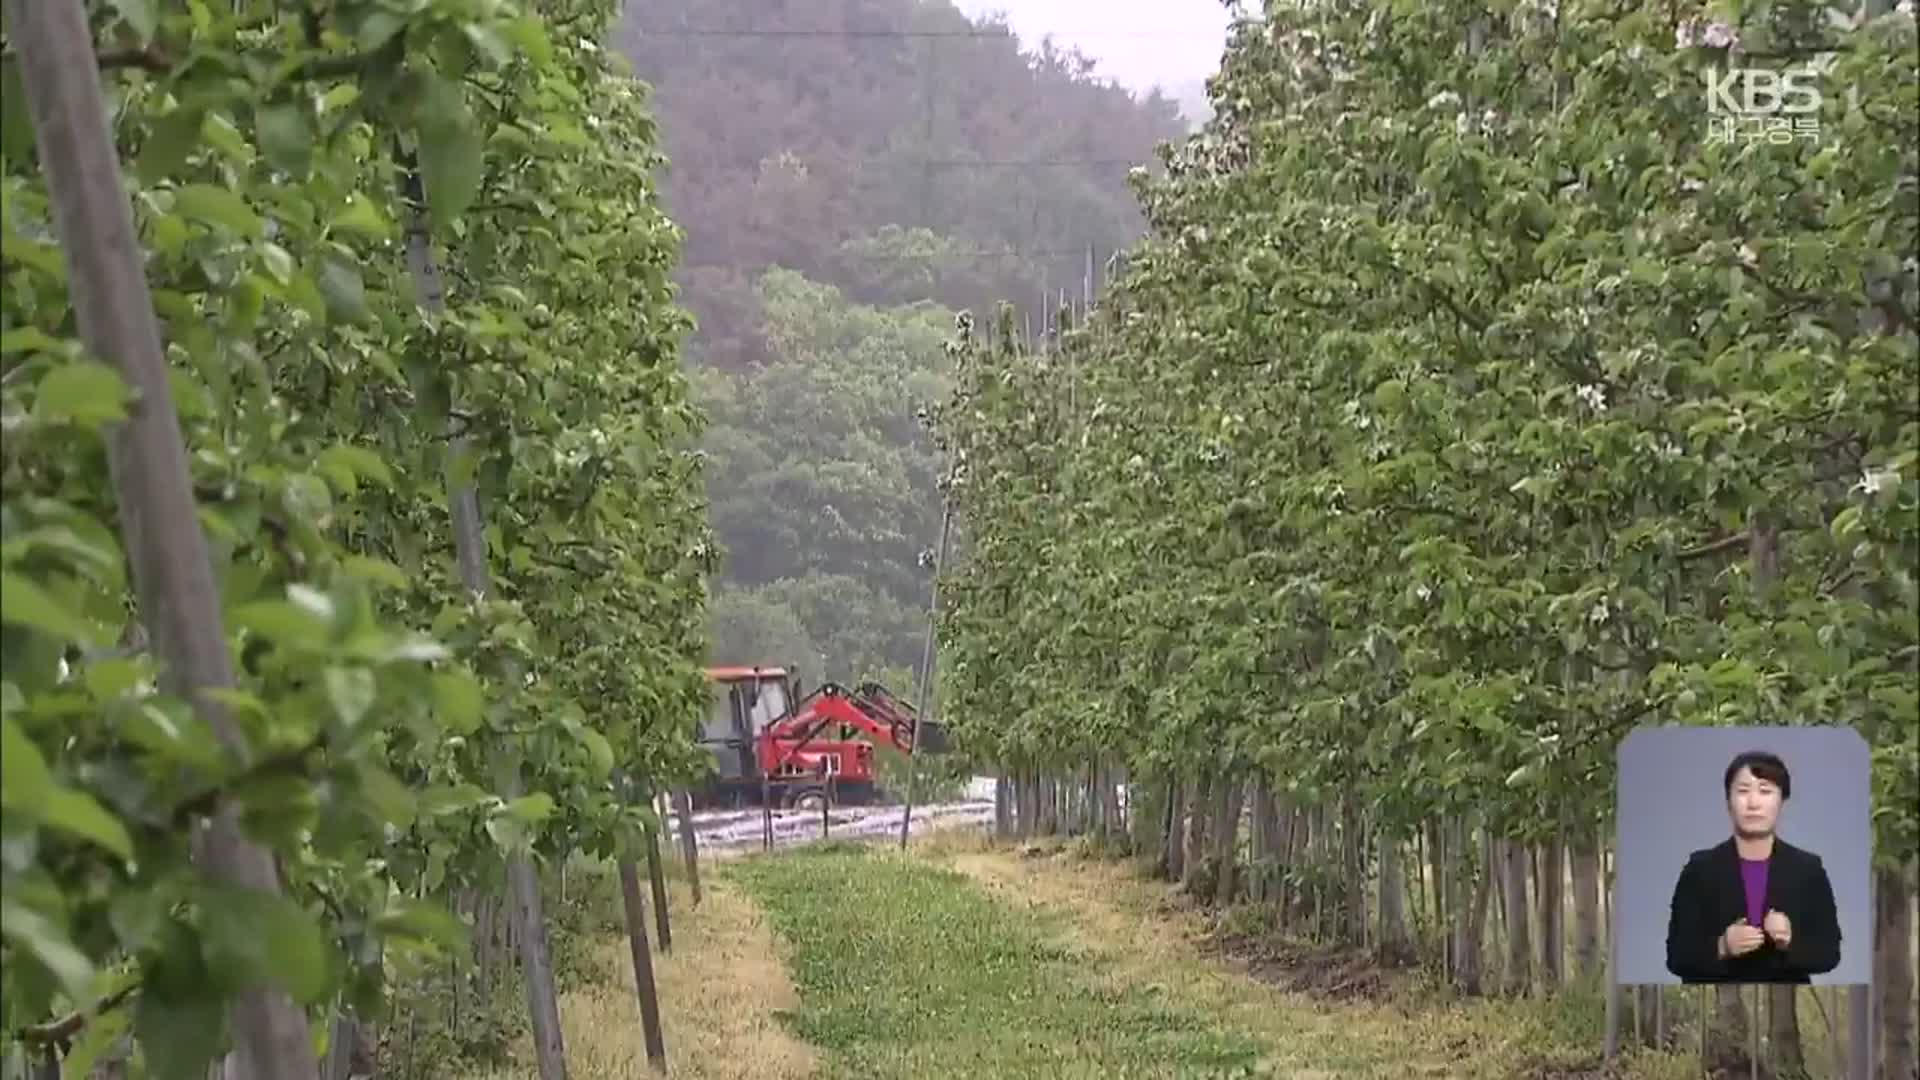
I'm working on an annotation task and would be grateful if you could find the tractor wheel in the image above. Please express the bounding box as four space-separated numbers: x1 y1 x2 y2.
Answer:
789 788 829 813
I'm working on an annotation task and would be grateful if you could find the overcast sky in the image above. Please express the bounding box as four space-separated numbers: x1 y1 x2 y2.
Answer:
951 0 1241 94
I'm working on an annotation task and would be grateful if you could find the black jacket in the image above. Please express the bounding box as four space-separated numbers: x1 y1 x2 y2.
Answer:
1664 836 1842 983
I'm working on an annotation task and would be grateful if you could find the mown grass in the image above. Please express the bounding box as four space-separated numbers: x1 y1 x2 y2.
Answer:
728 839 1267 1078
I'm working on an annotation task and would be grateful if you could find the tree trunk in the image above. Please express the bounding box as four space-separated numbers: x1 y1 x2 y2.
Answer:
1571 836 1601 983
1746 517 1807 1071
1709 985 1753 1071
1430 820 1450 979
1877 862 1917 1080
1162 778 1186 881
674 790 703 907
1505 835 1532 995
994 774 1012 840
1378 831 1413 965
507 843 567 1080
1100 760 1124 847
1207 771 1246 905
1453 820 1492 995
645 824 672 954
1247 775 1272 904
1182 770 1214 894
1767 984 1807 1078
1342 795 1366 947
617 859 668 1072
1534 839 1564 988
486 745 566 1075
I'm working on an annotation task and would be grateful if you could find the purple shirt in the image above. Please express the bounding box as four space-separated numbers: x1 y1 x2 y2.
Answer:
1740 856 1769 928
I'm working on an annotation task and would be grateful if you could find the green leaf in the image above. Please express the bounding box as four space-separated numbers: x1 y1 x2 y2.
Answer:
34 361 131 425
340 555 409 591
432 671 484 734
171 184 263 238
255 102 313 177
107 0 158 43
0 898 95 1005
0 572 102 645
317 257 369 323
318 444 395 490
323 667 375 730
136 107 206 184
1 715 52 809
329 195 393 242
134 990 224 1080
416 75 485 228
373 900 468 954
63 1000 131 1077
581 729 615 780
198 887 329 1004
229 599 330 647
357 763 417 827
502 793 555 823
39 784 133 860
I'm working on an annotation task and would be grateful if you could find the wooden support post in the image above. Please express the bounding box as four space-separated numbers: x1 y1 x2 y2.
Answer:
674 790 703 906
644 824 672 955
617 859 668 1072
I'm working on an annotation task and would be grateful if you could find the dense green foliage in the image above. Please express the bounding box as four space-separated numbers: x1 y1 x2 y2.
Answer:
0 0 709 1072
696 269 952 680
935 0 1917 861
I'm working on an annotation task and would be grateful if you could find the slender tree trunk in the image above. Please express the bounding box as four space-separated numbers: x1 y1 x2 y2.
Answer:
994 774 1012 840
501 762 568 1080
1571 834 1601 983
1453 819 1491 995
1378 829 1413 965
1159 776 1175 880
617 860 668 1072
1248 775 1271 904
1505 835 1532 995
1342 794 1366 947
644 825 672 955
1100 760 1124 847
1430 820 1450 979
1207 771 1245 905
1535 840 1564 988
1710 985 1753 1070
1182 770 1213 893
1877 862 1917 1080
674 790 703 907
1748 516 1806 1070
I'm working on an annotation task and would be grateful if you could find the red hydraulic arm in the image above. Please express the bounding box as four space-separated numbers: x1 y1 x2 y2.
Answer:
754 682 947 780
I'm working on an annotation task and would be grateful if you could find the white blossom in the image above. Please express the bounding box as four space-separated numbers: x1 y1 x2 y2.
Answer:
1854 466 1901 495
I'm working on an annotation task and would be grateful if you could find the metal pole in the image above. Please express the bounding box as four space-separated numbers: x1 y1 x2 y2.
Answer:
898 496 954 850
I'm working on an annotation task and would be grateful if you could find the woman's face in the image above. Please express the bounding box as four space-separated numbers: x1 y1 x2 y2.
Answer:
1726 766 1783 836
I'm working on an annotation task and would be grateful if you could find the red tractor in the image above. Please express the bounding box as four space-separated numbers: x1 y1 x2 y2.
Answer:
690 665 949 812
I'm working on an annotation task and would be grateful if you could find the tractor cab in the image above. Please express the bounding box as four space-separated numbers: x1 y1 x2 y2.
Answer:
700 666 794 782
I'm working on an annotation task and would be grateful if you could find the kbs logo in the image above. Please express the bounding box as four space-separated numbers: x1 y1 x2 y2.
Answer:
1703 67 1822 146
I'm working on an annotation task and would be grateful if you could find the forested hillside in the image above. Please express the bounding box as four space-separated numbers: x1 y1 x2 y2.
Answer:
610 0 1191 683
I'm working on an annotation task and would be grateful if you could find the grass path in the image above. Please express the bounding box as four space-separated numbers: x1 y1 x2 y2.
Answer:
922 835 1686 1079
466 834 1702 1079
729 840 1266 1078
